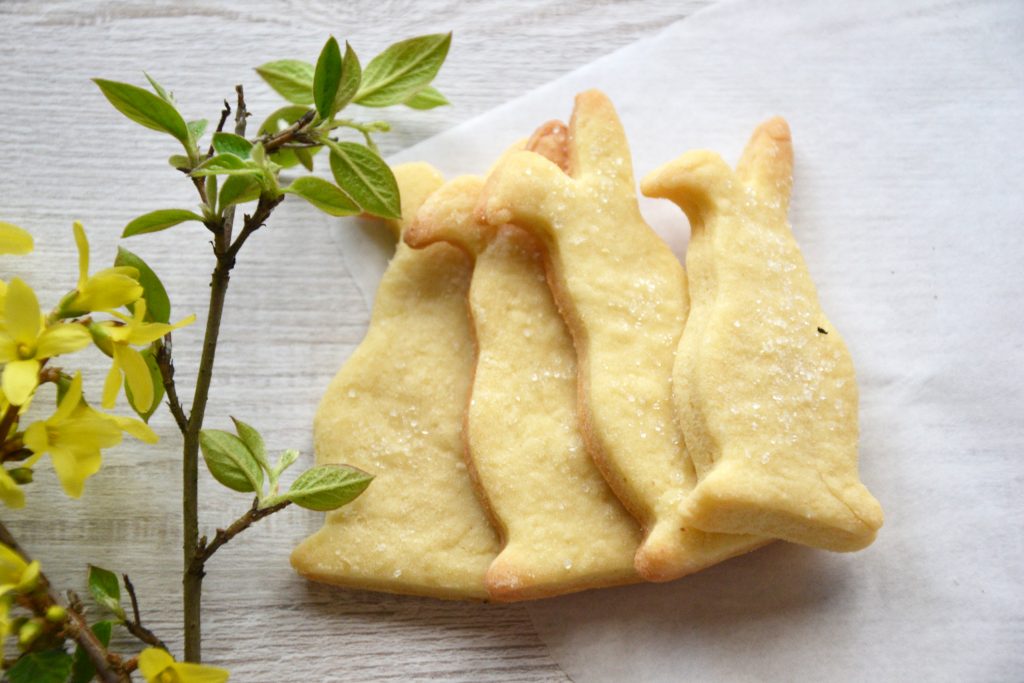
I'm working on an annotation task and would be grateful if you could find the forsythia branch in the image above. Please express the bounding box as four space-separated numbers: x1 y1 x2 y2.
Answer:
189 498 291 576
122 573 170 652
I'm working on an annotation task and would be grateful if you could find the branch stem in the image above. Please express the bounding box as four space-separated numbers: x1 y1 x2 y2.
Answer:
0 520 128 683
190 498 290 573
123 573 169 652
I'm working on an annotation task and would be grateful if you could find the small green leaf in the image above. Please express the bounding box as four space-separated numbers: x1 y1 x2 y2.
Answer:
212 132 253 159
230 417 269 473
144 72 173 103
187 118 209 143
327 141 401 219
114 247 170 323
87 565 124 619
355 33 451 107
7 649 74 683
168 154 191 170
333 42 362 114
200 429 264 494
272 449 300 477
122 208 204 238
255 59 315 105
293 148 315 171
287 464 372 511
190 154 262 178
404 85 449 110
219 175 261 208
284 176 360 216
93 78 190 142
313 37 343 120
124 347 165 422
71 621 113 683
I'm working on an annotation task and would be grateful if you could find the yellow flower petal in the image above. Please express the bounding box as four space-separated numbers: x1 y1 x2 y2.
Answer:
73 221 90 290
0 469 24 509
4 278 40 344
53 372 84 423
117 345 153 413
0 335 16 363
138 647 175 681
36 323 91 359
23 421 48 456
170 662 230 683
0 223 33 255
109 415 159 444
0 545 28 586
102 355 123 409
49 445 101 498
2 359 40 406
74 274 143 313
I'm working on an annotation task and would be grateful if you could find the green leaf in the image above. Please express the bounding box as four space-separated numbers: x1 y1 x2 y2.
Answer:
114 247 170 323
219 175 261 209
87 565 124 619
295 148 316 171
168 154 191 170
327 141 401 219
404 85 449 110
212 132 253 159
93 78 190 142
122 208 204 238
7 649 74 683
187 118 209 143
355 33 451 107
200 429 264 494
258 105 316 169
287 464 372 511
190 153 263 178
272 449 300 477
333 42 362 114
255 59 315 105
230 416 269 473
124 347 165 422
284 176 359 216
70 621 113 683
313 36 343 120
144 72 173 103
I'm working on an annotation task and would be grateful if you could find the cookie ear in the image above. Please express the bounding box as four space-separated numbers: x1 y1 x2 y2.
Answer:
567 90 636 192
736 117 793 214
641 150 736 222
477 149 571 230
387 162 445 240
526 120 570 172
404 176 490 256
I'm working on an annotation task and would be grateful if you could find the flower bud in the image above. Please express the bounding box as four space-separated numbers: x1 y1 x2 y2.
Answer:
45 605 67 623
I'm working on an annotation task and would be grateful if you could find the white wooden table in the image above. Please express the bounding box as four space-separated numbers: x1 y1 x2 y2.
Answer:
0 1 711 680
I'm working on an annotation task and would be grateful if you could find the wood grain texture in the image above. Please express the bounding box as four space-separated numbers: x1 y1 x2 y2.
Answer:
0 1 710 679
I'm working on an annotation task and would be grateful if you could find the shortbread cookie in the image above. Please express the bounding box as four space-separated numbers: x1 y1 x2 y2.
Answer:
478 91 765 580
641 118 883 551
291 163 500 599
405 171 641 601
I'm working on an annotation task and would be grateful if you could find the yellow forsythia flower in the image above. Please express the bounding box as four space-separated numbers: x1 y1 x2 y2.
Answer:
62 221 142 315
0 544 40 596
101 299 194 412
0 222 33 256
0 278 91 405
22 372 156 498
0 468 24 509
138 647 230 683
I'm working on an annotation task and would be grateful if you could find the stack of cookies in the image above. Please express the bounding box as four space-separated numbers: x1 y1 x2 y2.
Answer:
291 91 883 602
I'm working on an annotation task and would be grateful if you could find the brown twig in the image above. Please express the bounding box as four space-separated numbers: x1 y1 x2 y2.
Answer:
155 336 188 435
0 520 128 683
206 98 232 158
122 573 169 652
224 194 284 263
189 498 290 576
262 110 317 154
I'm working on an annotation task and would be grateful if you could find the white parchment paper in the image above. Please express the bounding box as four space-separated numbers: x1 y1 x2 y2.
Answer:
333 0 1024 679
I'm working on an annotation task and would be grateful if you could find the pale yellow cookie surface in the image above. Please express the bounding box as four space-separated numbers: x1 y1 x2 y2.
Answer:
291 163 500 599
642 118 883 551
407 172 641 601
478 91 764 580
